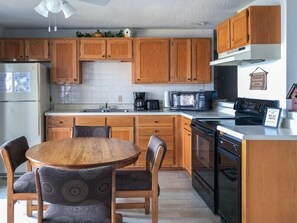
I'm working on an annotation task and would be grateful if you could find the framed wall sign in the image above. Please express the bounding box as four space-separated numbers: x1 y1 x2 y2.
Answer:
263 107 282 128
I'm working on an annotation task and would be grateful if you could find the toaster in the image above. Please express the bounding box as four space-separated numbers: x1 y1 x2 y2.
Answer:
146 100 160 110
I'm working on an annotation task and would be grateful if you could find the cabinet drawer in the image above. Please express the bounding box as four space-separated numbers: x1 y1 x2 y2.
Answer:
137 116 173 127
138 127 173 136
47 116 74 127
137 135 174 151
75 116 105 126
106 116 134 127
183 117 192 131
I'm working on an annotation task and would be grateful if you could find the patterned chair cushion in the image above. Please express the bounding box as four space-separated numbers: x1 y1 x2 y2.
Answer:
37 166 112 223
73 126 110 138
14 171 36 193
42 203 110 223
116 170 152 191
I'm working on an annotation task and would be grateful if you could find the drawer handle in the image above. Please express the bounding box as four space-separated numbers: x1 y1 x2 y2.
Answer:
59 121 63 124
154 120 159 123
154 130 159 133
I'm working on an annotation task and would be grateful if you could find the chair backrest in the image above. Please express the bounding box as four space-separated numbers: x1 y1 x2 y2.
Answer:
73 126 110 138
145 135 167 172
36 165 113 206
0 136 29 173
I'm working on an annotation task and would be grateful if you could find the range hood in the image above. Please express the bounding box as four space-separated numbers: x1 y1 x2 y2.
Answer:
210 44 281 66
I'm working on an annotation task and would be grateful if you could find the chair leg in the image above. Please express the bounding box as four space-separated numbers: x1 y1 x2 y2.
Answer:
152 193 158 223
145 197 150 214
26 200 33 217
7 198 14 223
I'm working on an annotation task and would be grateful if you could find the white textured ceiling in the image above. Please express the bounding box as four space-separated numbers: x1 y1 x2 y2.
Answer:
0 0 255 30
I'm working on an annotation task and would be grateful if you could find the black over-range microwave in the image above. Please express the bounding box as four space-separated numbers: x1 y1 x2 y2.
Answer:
170 91 217 111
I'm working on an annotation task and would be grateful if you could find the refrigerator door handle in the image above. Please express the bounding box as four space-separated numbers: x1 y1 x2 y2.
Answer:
37 103 41 136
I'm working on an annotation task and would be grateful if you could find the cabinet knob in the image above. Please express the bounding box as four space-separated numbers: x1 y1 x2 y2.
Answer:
154 130 159 133
193 78 197 80
59 121 63 124
154 120 159 123
102 55 105 58
108 55 111 57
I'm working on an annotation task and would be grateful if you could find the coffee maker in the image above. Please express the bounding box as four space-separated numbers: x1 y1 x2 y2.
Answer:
133 92 145 110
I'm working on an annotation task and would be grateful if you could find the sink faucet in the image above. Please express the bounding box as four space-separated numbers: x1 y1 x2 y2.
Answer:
105 102 108 108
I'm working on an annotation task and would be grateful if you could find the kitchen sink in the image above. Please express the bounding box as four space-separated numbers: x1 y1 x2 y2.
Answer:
80 108 132 113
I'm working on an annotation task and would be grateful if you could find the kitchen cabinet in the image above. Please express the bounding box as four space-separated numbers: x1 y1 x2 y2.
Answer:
133 38 170 83
0 38 49 61
241 140 297 223
182 117 192 175
106 116 134 142
217 5 281 54
170 39 191 82
135 115 175 167
170 38 211 83
51 39 81 84
79 38 132 61
46 116 74 141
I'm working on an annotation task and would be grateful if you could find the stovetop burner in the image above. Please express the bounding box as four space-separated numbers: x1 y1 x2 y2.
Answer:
191 97 280 130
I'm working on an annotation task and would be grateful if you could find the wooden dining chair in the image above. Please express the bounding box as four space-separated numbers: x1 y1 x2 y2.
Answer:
35 165 114 223
0 136 38 223
73 125 111 138
115 135 167 223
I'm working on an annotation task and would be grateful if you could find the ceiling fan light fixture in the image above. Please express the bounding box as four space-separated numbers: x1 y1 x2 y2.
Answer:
34 0 49 17
60 0 76 18
46 0 62 13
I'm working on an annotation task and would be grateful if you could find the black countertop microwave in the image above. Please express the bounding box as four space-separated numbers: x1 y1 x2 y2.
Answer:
170 91 217 111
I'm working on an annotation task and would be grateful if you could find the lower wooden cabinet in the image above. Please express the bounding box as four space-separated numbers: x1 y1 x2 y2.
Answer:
46 116 74 141
135 115 175 167
46 114 181 169
106 116 134 142
183 117 192 175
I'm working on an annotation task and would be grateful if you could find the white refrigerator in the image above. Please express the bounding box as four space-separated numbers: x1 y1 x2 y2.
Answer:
0 63 51 176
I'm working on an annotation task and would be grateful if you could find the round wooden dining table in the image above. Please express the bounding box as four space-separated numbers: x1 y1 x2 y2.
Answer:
26 137 141 169
26 137 141 223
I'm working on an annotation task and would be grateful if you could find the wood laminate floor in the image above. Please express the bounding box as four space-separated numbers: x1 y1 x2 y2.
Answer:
0 171 221 223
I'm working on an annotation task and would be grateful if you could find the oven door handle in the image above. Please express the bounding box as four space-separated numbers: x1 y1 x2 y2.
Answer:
190 124 214 137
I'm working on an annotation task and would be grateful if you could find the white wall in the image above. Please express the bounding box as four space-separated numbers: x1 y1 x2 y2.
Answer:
237 0 287 108
3 28 214 105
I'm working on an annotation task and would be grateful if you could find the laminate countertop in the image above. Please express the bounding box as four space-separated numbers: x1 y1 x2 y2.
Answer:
217 125 297 140
45 109 235 120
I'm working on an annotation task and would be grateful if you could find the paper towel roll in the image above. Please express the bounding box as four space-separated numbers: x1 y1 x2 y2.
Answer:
164 91 170 108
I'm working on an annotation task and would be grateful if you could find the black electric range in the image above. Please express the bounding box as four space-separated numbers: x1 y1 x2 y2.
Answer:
190 97 279 218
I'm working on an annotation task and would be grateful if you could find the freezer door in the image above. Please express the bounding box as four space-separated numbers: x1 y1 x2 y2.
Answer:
0 63 40 101
0 101 43 175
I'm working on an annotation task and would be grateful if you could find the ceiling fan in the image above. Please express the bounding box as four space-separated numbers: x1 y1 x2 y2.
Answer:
78 0 111 6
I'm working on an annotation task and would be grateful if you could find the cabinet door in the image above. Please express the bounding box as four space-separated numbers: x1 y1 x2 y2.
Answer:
107 39 132 60
51 39 80 84
230 9 249 49
183 128 192 175
170 39 191 83
79 39 106 60
46 128 72 141
0 39 24 60
192 38 211 83
217 19 231 53
111 126 134 142
133 38 169 83
25 39 49 60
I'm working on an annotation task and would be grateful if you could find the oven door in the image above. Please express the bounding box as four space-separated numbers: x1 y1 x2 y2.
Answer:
191 124 216 213
217 147 241 223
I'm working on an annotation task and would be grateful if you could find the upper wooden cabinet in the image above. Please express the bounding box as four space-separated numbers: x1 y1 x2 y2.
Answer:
0 38 49 61
217 5 281 54
79 38 132 61
51 39 81 84
170 38 211 83
133 38 170 83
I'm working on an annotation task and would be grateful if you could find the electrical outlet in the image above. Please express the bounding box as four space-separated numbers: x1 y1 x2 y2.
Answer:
118 95 122 102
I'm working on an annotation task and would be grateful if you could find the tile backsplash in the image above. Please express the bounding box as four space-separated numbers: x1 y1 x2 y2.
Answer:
51 62 213 107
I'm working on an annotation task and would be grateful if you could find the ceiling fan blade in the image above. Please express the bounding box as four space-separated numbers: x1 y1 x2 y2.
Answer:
78 0 111 6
